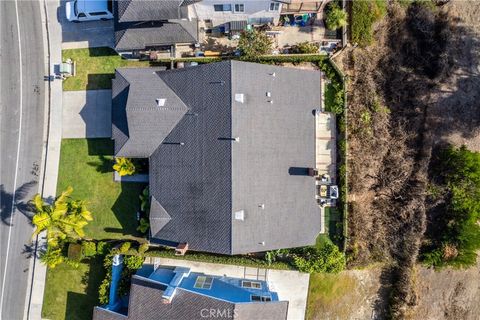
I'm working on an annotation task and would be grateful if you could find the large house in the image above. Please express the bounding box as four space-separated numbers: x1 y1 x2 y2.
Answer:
93 263 288 320
111 61 323 255
193 0 285 27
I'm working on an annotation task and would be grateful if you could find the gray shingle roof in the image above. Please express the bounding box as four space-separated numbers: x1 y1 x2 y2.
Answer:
150 61 233 254
113 0 199 51
114 20 198 51
93 275 289 320
111 67 188 158
112 61 322 254
116 0 195 22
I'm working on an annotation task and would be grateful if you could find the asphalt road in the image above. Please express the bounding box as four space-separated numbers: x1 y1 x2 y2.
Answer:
0 0 45 318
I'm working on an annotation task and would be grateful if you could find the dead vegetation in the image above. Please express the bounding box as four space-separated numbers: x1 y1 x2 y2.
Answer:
340 0 480 318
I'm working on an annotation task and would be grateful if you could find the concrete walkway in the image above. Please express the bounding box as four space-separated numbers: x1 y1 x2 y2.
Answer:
62 90 112 138
26 0 63 319
146 257 310 320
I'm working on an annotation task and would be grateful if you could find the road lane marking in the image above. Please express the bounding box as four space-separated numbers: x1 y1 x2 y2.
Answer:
0 0 24 317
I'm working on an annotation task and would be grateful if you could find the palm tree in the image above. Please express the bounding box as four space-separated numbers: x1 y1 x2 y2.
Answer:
31 186 92 246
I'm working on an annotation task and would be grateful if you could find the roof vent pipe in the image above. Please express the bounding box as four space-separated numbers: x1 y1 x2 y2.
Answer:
270 72 276 77
266 92 271 97
235 93 245 103
156 98 166 107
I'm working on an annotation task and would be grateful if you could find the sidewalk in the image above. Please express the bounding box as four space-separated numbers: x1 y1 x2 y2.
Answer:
27 0 64 319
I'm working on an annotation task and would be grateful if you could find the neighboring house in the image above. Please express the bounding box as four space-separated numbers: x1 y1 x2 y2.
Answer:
113 0 201 58
111 61 323 255
192 0 285 28
280 0 325 14
93 264 288 320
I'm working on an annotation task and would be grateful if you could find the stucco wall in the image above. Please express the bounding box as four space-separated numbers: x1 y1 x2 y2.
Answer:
193 0 282 26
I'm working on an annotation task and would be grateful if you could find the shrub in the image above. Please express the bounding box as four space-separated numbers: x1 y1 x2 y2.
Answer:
124 255 145 270
82 241 97 257
351 0 387 47
238 29 273 59
113 157 135 176
139 186 150 213
137 218 150 234
325 3 348 30
119 242 131 254
97 241 109 255
290 42 319 54
138 243 149 255
98 277 110 305
422 146 480 268
40 246 65 268
293 242 346 273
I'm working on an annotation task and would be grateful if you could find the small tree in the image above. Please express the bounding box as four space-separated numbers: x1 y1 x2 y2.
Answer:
113 157 135 176
238 29 273 59
325 4 348 30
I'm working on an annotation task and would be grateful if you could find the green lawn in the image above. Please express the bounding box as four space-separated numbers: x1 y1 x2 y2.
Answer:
42 258 105 320
62 47 150 91
57 138 145 240
306 272 357 320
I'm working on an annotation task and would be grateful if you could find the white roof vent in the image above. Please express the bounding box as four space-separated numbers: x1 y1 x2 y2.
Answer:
156 98 166 107
266 92 271 97
258 203 265 209
235 93 245 103
259 241 265 246
234 210 245 221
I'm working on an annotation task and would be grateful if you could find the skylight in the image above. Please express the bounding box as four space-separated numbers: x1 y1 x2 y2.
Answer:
194 276 213 289
241 280 262 289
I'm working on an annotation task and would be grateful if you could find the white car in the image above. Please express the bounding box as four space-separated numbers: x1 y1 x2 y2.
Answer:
66 0 113 22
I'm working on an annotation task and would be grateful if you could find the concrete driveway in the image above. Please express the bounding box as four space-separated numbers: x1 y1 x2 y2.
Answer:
62 90 111 138
147 257 310 320
58 0 114 49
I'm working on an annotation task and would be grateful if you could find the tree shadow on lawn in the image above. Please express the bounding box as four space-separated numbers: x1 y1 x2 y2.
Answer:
65 257 106 320
87 73 115 91
110 182 146 238
65 257 105 320
86 139 114 173
87 155 113 174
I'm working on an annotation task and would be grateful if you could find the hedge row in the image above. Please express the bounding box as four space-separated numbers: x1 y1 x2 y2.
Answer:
143 248 293 270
